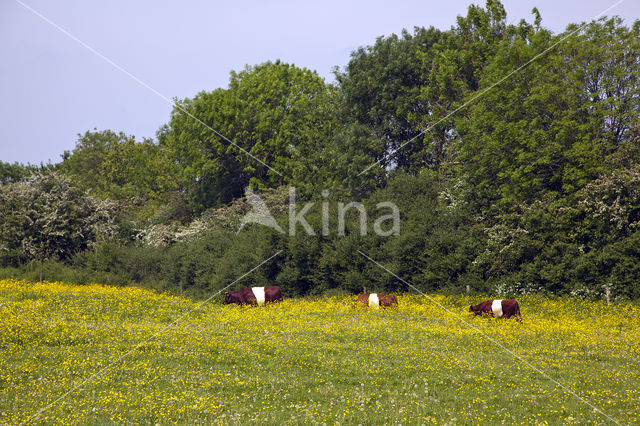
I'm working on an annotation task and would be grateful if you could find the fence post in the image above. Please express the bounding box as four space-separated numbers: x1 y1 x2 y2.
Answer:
466 285 470 295
605 286 610 306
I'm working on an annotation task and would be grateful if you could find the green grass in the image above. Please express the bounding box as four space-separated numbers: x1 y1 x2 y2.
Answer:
1 279 639 424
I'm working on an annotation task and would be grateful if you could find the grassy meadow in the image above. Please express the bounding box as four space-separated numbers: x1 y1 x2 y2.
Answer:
1 278 639 424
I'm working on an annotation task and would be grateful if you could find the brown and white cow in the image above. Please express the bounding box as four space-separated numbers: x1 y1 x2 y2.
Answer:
224 286 283 306
354 293 398 309
469 299 522 321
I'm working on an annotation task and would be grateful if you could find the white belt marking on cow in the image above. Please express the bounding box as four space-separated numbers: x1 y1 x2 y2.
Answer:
368 293 380 309
492 299 503 317
252 287 266 306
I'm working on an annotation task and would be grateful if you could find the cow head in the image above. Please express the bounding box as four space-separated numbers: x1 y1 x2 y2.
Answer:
223 292 234 305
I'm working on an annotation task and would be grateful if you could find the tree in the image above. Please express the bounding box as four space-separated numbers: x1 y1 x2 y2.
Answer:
0 161 47 185
292 122 386 198
455 17 640 209
60 129 179 219
336 26 443 171
98 138 179 202
60 129 126 194
420 1 541 177
158 60 333 211
336 1 540 173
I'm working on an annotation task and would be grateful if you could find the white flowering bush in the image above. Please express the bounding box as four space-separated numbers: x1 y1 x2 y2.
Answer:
0 172 118 264
136 186 290 247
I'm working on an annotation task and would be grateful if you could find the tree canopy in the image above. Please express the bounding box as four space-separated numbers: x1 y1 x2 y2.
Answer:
158 60 334 211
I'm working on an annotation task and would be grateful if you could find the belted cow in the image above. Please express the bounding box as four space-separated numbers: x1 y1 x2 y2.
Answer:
224 286 283 306
354 293 398 309
469 299 522 321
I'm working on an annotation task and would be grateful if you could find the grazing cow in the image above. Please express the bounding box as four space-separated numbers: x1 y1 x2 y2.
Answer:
469 299 522 321
224 286 283 306
354 293 398 309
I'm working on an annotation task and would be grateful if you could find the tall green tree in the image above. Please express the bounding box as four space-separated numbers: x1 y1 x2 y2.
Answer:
336 1 539 173
336 26 443 170
456 17 640 209
60 129 126 194
0 162 46 185
419 1 541 174
60 130 179 218
303 122 386 198
159 60 333 211
98 137 179 202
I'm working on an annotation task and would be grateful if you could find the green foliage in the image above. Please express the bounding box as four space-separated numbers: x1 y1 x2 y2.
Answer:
299 122 386 198
98 138 179 201
60 129 179 219
159 60 334 211
415 0 527 172
457 17 640 208
60 129 125 193
336 27 443 170
0 161 48 185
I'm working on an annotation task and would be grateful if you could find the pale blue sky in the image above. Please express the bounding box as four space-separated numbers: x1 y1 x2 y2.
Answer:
1 0 637 165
